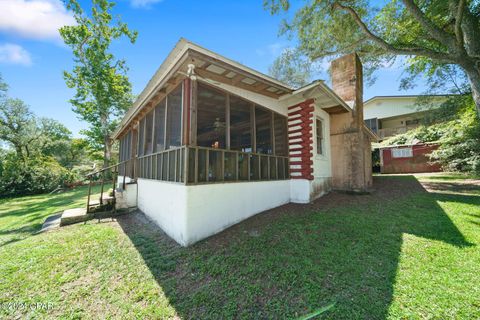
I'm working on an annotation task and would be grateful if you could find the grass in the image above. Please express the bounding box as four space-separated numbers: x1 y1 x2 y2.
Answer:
0 175 479 319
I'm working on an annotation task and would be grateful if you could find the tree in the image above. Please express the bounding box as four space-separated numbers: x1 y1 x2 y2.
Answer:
0 97 36 158
264 0 480 117
60 0 137 167
0 73 74 159
269 48 313 88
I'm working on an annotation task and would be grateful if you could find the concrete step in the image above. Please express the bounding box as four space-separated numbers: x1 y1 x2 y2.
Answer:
60 207 136 226
60 208 91 226
88 198 114 207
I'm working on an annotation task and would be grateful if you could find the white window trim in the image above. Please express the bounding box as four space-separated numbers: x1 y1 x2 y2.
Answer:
315 116 327 160
391 147 413 158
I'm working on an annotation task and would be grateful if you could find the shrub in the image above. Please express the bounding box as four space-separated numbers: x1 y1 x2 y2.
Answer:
381 95 480 175
0 154 71 197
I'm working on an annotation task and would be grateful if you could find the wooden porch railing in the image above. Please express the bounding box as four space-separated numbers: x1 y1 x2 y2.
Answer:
377 124 419 139
134 146 290 185
85 158 135 214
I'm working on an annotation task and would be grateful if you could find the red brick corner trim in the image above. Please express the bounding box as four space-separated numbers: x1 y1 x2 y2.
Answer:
287 99 314 180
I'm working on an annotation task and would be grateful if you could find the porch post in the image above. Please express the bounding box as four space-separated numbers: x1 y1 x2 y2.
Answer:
189 78 197 146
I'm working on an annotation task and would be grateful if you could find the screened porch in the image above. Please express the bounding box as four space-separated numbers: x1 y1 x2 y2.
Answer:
118 79 290 185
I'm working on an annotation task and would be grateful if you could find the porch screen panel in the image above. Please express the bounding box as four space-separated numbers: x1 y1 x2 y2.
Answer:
166 84 183 149
126 131 132 160
138 118 145 156
197 83 226 149
154 99 166 152
255 106 273 154
119 136 125 162
230 95 252 152
274 114 288 156
144 109 154 155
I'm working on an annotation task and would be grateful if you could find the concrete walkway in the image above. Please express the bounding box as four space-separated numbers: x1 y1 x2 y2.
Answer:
38 213 62 233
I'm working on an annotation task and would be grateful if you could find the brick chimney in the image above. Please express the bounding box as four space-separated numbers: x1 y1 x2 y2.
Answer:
328 52 373 193
331 53 364 128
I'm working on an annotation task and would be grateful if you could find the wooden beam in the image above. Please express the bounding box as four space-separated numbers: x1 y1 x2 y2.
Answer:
190 79 198 146
195 68 279 99
323 105 349 114
189 51 291 94
226 94 230 149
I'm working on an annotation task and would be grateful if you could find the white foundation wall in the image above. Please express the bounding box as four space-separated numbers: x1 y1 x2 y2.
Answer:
116 182 138 209
183 180 291 245
136 179 189 246
134 179 292 246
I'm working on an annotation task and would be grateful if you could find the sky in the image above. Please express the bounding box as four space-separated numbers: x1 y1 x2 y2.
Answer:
0 0 428 137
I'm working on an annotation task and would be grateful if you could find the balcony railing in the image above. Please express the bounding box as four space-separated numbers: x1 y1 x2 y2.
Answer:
134 146 290 185
377 124 419 139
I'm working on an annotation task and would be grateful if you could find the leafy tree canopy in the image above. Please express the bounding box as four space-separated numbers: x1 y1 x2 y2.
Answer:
60 0 137 167
269 48 313 88
264 0 480 116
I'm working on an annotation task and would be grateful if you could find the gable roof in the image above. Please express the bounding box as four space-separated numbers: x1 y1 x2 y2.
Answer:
113 38 295 139
364 94 454 105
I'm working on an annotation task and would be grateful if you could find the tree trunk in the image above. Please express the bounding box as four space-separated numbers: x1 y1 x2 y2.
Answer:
464 64 480 118
104 133 111 169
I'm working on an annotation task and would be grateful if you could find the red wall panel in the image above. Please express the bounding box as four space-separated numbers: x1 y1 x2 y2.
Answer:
381 144 442 174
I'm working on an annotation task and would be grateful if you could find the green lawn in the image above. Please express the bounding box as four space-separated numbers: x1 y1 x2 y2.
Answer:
0 175 479 319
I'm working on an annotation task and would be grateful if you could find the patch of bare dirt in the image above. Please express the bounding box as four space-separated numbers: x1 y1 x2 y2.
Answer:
195 176 426 248
116 176 479 249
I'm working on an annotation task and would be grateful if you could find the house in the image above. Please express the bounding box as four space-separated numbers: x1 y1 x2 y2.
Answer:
379 142 442 174
113 39 376 246
363 95 448 139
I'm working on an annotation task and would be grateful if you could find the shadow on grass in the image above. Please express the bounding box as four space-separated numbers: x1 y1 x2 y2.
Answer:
117 176 476 319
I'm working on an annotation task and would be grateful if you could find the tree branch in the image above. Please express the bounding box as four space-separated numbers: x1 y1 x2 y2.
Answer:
401 0 456 50
455 0 466 47
310 37 368 59
333 2 455 63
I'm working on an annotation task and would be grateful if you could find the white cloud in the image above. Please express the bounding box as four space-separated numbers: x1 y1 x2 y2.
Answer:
0 0 75 41
0 43 32 66
130 0 163 8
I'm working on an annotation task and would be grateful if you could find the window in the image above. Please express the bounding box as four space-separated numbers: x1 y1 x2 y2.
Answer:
197 83 226 149
406 119 420 126
255 106 272 154
153 99 166 152
316 118 324 155
166 84 183 149
230 95 252 152
392 147 413 158
144 109 154 155
364 118 378 133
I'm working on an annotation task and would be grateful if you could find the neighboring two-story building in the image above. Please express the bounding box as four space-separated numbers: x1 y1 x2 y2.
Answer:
363 95 448 174
363 95 447 140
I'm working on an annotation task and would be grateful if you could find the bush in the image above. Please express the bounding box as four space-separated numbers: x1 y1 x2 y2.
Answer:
430 106 480 175
0 154 72 197
381 95 480 175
